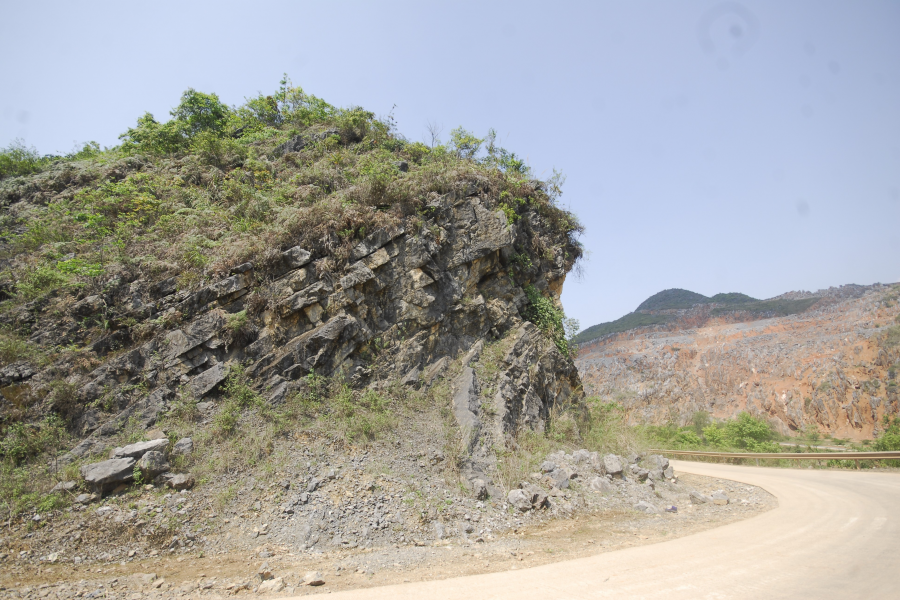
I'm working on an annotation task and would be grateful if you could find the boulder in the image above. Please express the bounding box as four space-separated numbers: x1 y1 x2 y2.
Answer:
548 468 570 489
633 500 660 514
524 484 549 509
602 454 624 477
587 476 615 493
258 578 284 593
111 438 169 459
166 474 194 491
282 246 312 270
303 571 325 586
80 458 136 494
571 449 592 463
186 363 228 398
171 437 194 457
642 454 670 471
710 491 729 505
258 562 273 580
629 465 650 482
689 490 711 504
470 478 488 500
646 469 664 481
137 451 170 479
507 489 531 512
663 466 674 479
539 461 557 474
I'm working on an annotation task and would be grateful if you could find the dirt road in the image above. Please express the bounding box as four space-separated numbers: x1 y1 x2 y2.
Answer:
285 461 899 599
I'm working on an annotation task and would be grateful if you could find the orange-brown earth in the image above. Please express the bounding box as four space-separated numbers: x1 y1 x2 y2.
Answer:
576 285 900 440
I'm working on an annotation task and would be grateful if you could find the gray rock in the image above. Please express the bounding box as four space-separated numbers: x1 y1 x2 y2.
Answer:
571 449 592 463
434 522 445 539
521 483 549 509
80 458 136 494
634 500 660 514
539 461 557 474
171 437 193 457
646 469 663 481
259 577 285 593
630 465 650 482
602 454 624 476
643 454 670 471
306 477 320 492
689 491 711 504
111 438 169 459
274 136 309 156
230 262 254 274
587 476 614 493
137 451 170 479
710 491 729 505
72 295 106 318
258 561 273 580
339 261 375 290
186 363 228 398
50 481 77 493
470 478 488 500
663 466 674 479
549 468 570 489
74 493 97 504
507 489 531 512
150 277 178 299
452 367 481 445
282 246 312 270
166 474 194 491
258 578 284 593
59 438 104 465
349 229 398 261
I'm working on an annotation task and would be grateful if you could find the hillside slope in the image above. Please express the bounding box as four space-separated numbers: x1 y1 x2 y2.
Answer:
577 284 900 439
573 288 827 346
0 82 586 523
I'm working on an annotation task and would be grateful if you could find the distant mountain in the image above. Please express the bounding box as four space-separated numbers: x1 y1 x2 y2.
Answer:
635 288 759 312
572 288 818 346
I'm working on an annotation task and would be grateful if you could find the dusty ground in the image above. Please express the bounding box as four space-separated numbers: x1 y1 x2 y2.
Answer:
0 472 775 598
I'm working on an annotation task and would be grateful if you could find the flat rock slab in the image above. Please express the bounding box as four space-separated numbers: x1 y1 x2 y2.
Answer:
186 362 228 398
112 438 169 459
80 458 136 492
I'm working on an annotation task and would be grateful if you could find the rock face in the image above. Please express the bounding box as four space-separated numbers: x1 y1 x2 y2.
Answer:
577 284 900 439
26 186 582 492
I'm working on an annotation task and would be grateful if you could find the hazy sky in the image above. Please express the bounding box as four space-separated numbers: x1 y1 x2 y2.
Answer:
2 1 898 330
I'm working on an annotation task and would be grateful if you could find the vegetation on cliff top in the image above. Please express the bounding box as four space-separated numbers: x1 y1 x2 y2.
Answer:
0 77 582 314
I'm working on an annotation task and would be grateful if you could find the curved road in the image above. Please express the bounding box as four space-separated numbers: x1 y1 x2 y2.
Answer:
284 460 900 599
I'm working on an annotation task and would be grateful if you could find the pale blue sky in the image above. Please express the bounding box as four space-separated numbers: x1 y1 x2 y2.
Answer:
2 1 898 329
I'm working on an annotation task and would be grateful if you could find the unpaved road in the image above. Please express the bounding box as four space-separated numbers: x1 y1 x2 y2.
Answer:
286 460 900 599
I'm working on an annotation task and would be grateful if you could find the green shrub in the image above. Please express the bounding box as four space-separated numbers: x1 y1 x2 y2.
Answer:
874 417 900 451
15 265 70 300
0 416 66 465
523 284 572 357
0 139 49 180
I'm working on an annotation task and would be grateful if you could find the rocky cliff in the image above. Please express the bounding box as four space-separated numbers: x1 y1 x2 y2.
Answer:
577 284 900 439
0 85 585 506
